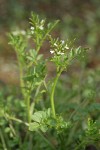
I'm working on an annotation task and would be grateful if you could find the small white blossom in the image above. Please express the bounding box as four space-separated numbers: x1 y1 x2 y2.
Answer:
57 51 60 55
54 43 57 46
39 26 44 30
61 40 65 44
30 27 35 34
60 52 64 55
57 51 64 55
30 26 34 30
50 50 54 54
12 30 26 36
65 44 69 49
41 19 45 25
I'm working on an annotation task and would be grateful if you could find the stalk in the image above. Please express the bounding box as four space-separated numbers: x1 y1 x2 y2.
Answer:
50 71 61 118
26 95 31 123
17 54 25 99
16 53 31 123
0 129 7 150
19 61 31 123
6 114 29 126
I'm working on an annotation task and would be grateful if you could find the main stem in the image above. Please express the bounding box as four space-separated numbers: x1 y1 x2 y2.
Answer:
26 94 31 123
16 53 25 99
17 53 31 123
50 71 61 118
0 129 7 150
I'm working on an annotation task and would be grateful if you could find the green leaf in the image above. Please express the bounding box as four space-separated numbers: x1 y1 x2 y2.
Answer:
29 122 40 131
0 107 4 117
89 103 100 111
40 125 48 132
47 108 51 117
31 111 44 123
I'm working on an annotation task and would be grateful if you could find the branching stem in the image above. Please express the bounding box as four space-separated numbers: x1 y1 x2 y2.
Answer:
0 129 7 150
50 70 62 118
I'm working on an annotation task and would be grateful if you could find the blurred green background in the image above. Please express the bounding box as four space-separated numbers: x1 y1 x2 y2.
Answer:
0 0 100 85
0 1 100 149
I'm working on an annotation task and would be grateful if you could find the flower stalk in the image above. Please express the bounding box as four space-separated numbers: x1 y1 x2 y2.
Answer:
50 70 62 118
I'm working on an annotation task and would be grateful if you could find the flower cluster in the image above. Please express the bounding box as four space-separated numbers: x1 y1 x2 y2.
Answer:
30 27 35 34
50 39 69 56
49 38 70 72
12 30 26 36
30 19 45 34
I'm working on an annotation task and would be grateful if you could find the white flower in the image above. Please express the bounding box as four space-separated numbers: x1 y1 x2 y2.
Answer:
54 43 57 46
50 50 54 54
30 26 34 30
12 30 26 36
41 19 45 24
57 51 64 55
65 44 69 49
30 27 35 34
60 52 64 55
39 26 44 30
57 51 60 55
61 40 65 44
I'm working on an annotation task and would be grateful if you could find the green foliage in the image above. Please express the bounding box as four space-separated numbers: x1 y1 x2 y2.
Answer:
29 108 70 133
0 12 100 150
30 13 59 52
85 118 100 141
49 37 88 73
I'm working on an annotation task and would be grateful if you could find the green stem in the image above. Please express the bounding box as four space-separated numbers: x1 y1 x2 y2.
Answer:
16 53 31 123
31 84 42 113
16 52 31 124
6 114 29 126
16 53 26 99
26 95 31 123
0 128 7 150
50 71 61 118
36 20 59 53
